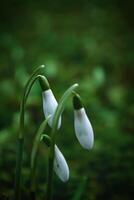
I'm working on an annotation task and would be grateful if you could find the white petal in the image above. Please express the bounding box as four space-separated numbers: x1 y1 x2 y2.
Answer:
42 89 61 129
54 145 69 182
74 108 94 150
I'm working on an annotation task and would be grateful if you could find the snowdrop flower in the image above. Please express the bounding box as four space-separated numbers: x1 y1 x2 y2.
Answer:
39 75 61 129
54 145 69 182
41 134 69 182
73 94 94 150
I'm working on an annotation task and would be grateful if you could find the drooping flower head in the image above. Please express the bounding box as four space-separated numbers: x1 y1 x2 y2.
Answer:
54 145 69 182
39 75 61 129
41 134 69 182
73 94 94 150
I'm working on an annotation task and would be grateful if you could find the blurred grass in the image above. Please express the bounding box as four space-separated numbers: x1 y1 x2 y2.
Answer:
0 0 134 199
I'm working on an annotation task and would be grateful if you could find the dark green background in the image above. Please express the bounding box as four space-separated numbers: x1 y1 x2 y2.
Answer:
0 0 134 199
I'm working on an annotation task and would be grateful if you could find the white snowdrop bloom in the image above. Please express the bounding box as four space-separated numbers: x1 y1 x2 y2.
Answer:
42 89 61 128
41 135 69 182
54 145 69 182
39 75 61 129
73 95 94 150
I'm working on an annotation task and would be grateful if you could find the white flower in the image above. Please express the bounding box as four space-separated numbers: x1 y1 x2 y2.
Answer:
74 108 94 150
54 145 69 182
42 89 61 129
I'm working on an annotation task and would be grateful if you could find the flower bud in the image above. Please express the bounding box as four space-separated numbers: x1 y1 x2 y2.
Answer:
73 94 94 150
54 145 69 182
39 76 61 129
41 135 69 182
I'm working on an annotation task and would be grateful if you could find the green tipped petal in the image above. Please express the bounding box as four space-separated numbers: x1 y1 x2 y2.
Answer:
73 94 83 110
38 75 50 91
41 134 51 147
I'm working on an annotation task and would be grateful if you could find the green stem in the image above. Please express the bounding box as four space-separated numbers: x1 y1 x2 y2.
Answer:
72 177 87 200
30 116 50 197
14 65 45 200
19 65 45 139
14 138 24 200
46 83 78 200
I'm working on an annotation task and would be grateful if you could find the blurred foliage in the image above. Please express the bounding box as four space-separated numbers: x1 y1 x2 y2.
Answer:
0 0 134 199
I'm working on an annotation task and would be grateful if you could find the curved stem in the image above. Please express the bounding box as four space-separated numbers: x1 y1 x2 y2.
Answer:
46 83 78 200
14 138 24 200
19 65 45 139
30 116 50 196
14 65 45 200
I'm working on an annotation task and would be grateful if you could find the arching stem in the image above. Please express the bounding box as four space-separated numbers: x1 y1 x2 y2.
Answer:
30 116 50 199
46 83 79 200
14 65 45 200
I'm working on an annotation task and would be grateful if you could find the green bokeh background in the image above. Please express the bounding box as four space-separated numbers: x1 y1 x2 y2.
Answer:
0 0 134 199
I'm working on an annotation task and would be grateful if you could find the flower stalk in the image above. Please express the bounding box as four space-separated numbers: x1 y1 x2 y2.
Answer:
14 65 45 200
46 83 78 200
30 117 50 199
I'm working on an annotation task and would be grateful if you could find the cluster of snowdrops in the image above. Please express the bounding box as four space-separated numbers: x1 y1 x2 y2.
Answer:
14 65 94 200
